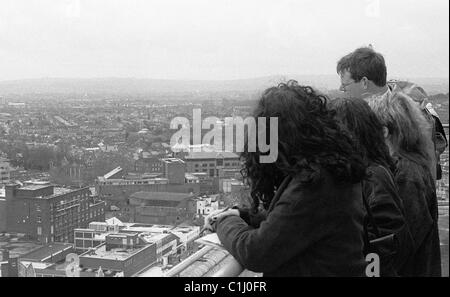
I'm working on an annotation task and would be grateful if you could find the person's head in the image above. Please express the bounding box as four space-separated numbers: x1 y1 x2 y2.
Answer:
337 47 387 99
366 92 433 169
241 80 367 210
329 97 395 173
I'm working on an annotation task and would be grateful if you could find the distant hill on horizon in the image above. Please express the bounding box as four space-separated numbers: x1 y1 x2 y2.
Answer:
0 75 448 96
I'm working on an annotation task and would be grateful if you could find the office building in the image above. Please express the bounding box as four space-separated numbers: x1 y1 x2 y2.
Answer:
4 182 105 244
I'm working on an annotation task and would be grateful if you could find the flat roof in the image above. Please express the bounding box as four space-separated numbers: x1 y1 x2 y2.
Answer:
23 180 51 185
130 191 192 202
20 243 73 262
52 187 74 196
20 184 52 191
141 233 170 243
80 244 148 261
14 185 84 199
122 223 199 235
0 240 43 260
185 151 239 160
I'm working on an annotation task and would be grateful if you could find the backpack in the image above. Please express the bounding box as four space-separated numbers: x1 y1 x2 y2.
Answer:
387 80 448 180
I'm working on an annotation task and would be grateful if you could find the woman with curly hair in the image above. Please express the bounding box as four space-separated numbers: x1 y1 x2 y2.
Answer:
205 81 368 276
329 97 414 276
366 92 441 276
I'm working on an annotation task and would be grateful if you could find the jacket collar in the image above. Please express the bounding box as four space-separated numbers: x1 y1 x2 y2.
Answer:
268 175 293 212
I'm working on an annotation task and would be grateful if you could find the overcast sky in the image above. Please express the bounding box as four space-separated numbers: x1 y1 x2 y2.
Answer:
0 0 448 81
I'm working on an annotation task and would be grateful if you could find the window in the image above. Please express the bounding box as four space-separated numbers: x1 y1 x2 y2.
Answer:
75 239 83 248
37 216 42 223
37 227 42 236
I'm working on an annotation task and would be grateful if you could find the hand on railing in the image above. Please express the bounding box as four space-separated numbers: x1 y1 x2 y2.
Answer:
211 209 240 223
203 207 239 233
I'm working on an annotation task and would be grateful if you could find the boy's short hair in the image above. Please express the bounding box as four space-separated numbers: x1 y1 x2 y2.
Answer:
337 47 387 87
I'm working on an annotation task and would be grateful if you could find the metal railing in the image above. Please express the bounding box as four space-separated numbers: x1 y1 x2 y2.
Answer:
210 256 244 277
163 245 245 277
164 246 214 277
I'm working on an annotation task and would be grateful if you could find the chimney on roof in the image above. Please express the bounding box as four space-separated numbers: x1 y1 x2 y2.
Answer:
4 184 19 201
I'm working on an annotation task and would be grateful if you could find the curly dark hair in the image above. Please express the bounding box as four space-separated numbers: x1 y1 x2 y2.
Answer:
329 97 396 173
241 81 367 211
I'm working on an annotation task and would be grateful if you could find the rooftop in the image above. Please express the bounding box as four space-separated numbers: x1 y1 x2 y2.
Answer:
79 221 199 244
0 236 42 260
23 180 51 186
103 166 123 180
122 223 200 236
161 158 185 164
20 243 73 262
185 151 239 160
52 187 74 196
20 184 51 191
129 191 193 202
80 244 147 261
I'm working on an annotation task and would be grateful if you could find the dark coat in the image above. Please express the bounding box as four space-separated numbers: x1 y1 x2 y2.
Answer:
215 170 367 277
393 156 442 276
362 164 414 274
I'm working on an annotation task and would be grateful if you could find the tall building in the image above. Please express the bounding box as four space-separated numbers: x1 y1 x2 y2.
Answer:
96 160 200 208
0 187 6 232
134 156 164 174
161 158 186 184
4 182 105 244
0 157 11 185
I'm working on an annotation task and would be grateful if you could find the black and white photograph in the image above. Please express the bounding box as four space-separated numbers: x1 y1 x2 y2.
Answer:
0 0 448 285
